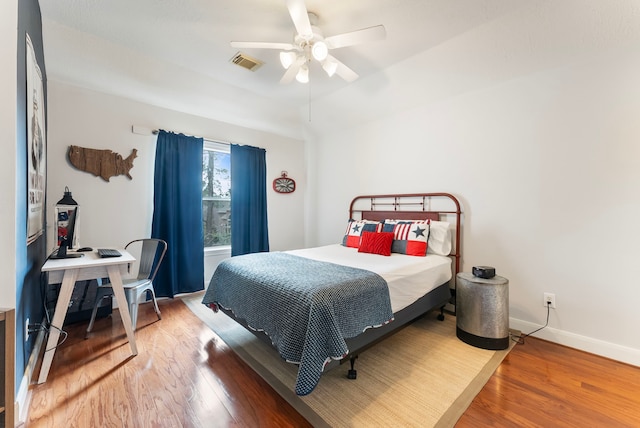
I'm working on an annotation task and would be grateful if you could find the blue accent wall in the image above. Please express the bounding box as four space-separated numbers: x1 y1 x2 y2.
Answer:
16 0 47 392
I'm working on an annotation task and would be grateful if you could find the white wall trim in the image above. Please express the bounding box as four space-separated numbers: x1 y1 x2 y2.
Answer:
204 245 231 257
510 317 640 367
16 323 46 425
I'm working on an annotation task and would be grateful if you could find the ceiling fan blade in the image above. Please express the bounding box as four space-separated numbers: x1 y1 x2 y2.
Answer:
327 55 359 82
325 25 386 49
285 0 313 39
279 57 305 84
230 41 295 50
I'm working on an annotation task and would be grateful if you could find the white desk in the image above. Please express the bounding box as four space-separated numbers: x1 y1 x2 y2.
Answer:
38 249 138 384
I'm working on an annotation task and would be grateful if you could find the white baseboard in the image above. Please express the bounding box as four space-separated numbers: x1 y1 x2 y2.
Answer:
16 319 46 425
510 317 640 367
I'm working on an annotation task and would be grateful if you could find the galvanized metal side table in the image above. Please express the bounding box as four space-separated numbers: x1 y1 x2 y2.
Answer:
456 272 509 350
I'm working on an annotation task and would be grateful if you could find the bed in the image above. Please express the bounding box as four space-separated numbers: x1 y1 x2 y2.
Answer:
202 193 462 395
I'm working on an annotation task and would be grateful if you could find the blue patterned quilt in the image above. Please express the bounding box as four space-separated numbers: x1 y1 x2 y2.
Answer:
202 252 393 395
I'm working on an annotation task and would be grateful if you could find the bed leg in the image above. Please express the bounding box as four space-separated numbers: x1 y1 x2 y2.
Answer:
437 306 445 321
347 356 358 380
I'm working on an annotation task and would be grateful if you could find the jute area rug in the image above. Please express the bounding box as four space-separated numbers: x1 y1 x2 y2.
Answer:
183 293 516 428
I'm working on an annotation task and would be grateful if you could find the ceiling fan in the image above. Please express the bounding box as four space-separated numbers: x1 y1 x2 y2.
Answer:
230 0 386 84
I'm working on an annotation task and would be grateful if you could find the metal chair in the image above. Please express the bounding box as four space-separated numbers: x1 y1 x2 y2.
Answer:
86 238 168 335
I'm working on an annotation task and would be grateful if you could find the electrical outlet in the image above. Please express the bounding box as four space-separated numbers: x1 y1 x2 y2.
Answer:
25 317 30 341
543 292 556 309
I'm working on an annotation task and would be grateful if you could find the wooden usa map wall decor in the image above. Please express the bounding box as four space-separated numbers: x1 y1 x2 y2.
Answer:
68 145 138 181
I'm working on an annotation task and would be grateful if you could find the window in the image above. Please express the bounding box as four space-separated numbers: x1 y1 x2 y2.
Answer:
202 141 231 248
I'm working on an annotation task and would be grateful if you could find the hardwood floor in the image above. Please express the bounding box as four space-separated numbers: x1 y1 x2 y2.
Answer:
27 298 640 427
458 336 640 427
27 298 311 428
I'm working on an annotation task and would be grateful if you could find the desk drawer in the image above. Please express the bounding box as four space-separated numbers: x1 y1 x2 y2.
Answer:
47 263 129 284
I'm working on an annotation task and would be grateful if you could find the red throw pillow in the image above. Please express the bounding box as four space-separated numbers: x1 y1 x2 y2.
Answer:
358 231 394 256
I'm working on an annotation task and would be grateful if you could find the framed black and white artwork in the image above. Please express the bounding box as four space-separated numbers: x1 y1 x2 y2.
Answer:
26 33 46 245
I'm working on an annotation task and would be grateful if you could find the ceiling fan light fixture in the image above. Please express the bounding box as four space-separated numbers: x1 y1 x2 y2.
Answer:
322 58 338 77
311 41 328 61
231 1 386 84
280 51 297 69
295 65 309 83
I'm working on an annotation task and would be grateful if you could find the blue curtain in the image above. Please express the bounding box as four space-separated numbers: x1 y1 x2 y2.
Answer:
230 144 269 256
151 130 205 297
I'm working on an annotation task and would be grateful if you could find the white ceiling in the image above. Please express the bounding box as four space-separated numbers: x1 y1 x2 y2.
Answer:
38 0 525 138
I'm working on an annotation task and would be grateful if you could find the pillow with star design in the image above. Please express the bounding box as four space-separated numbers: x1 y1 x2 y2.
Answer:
382 219 431 256
341 219 383 248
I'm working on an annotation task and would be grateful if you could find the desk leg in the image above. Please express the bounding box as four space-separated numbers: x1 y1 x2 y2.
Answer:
107 265 138 356
37 268 79 384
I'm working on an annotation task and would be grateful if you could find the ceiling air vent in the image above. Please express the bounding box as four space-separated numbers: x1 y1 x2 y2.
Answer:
230 52 264 72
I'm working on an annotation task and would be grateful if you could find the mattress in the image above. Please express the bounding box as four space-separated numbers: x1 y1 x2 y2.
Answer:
287 244 452 313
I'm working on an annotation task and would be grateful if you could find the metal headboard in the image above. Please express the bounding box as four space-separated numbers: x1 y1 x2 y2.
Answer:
349 193 462 277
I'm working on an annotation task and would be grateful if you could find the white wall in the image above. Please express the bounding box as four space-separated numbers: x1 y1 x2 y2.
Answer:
306 1 640 365
41 0 640 367
46 81 306 284
0 0 17 308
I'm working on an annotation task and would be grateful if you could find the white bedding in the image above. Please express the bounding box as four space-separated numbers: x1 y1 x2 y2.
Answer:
287 244 452 313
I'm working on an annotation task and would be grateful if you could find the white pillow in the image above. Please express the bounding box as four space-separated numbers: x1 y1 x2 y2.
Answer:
427 220 452 256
